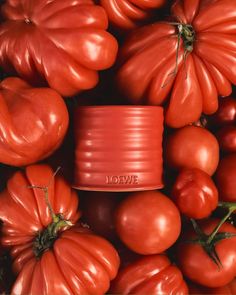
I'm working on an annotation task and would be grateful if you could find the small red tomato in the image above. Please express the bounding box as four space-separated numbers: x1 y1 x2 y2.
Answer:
115 191 181 255
110 254 188 295
172 168 218 219
210 97 236 127
165 126 219 176
216 126 236 153
80 191 122 241
215 154 236 202
177 219 236 288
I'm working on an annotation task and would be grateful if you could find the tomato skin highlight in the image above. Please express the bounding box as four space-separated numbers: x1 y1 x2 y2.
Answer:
172 168 218 219
115 190 181 255
177 220 236 288
110 254 188 295
165 125 219 176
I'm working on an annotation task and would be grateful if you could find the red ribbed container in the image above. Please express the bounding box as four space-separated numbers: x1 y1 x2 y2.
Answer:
73 106 164 191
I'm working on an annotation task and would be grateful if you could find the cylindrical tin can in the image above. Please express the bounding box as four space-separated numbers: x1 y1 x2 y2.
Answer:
73 106 164 191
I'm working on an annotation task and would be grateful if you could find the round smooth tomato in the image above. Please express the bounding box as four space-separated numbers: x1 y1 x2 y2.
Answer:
177 219 236 288
215 153 236 202
172 168 218 219
216 126 236 153
165 126 219 176
110 254 188 295
115 190 181 255
209 97 236 128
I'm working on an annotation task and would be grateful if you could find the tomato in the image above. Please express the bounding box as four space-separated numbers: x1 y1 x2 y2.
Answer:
0 165 120 294
189 278 236 295
216 126 236 153
209 97 236 128
165 126 219 176
110 254 188 295
115 190 181 255
100 0 166 31
177 219 236 288
0 0 118 97
80 191 122 241
0 77 68 167
172 168 218 219
215 154 236 202
116 0 236 127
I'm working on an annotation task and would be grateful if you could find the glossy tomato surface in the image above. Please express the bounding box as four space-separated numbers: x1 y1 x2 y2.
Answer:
0 77 68 167
0 0 118 96
177 219 236 288
165 126 219 175
172 168 218 219
0 165 120 294
116 0 236 127
115 190 181 255
215 154 236 202
209 97 236 127
100 0 166 30
110 254 188 295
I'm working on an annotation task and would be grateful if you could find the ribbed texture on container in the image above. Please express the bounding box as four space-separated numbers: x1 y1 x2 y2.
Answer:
73 106 164 191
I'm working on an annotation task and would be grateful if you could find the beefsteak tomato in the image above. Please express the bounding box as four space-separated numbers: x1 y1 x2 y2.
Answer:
172 168 218 219
116 0 236 127
115 190 181 255
0 77 68 167
0 165 120 294
0 0 118 97
100 0 166 31
110 254 188 294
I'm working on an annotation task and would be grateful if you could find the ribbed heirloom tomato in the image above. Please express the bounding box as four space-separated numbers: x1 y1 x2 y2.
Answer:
116 0 236 127
172 168 218 219
0 165 120 294
0 0 118 97
100 0 166 31
0 77 68 167
110 254 188 294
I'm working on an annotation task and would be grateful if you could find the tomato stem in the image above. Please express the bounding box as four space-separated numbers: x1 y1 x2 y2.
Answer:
207 205 236 244
161 21 195 88
28 167 73 258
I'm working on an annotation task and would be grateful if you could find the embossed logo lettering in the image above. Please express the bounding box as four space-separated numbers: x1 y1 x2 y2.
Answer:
106 175 139 185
